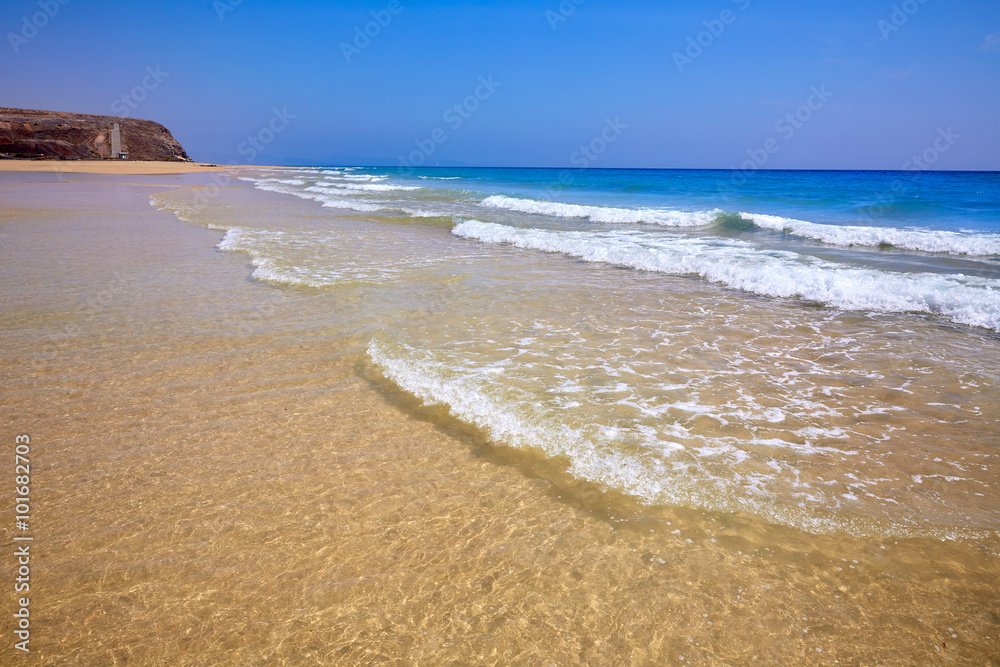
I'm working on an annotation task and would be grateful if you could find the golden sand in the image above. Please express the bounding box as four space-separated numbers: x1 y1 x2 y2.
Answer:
0 160 294 175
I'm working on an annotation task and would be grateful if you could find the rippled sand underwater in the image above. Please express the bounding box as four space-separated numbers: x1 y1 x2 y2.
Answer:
1 172 998 664
154 171 1000 542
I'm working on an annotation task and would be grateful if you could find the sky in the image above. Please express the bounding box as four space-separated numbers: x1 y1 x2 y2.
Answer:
2 0 998 169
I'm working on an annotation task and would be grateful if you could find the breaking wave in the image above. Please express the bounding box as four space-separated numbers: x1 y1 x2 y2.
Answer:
452 219 1000 332
740 212 1000 257
479 194 719 226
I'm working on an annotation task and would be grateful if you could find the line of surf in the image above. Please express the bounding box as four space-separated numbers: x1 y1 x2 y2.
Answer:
452 219 1000 332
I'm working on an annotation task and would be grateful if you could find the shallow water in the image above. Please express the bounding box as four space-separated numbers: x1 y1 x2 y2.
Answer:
1 171 998 664
158 168 1000 545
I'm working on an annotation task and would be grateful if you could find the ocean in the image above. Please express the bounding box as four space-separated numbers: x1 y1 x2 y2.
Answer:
155 166 1000 544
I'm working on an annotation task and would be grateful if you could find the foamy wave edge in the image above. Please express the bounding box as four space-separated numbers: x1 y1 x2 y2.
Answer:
742 212 1000 257
217 228 325 287
252 181 392 213
368 333 996 542
313 182 421 192
452 219 1000 332
479 194 718 226
216 227 382 288
478 195 1000 257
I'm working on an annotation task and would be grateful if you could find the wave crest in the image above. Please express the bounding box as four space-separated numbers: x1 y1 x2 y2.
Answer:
479 195 718 226
742 212 1000 256
452 219 1000 332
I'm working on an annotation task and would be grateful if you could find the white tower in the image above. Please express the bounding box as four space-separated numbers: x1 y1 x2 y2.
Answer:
110 122 126 158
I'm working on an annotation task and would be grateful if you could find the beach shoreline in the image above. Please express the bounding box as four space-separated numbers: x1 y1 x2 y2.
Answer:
0 159 298 175
2 171 998 664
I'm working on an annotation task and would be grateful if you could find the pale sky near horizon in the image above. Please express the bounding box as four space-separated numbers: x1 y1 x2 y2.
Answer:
2 0 998 169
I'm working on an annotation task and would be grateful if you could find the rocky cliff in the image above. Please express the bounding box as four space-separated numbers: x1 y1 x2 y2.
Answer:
0 108 190 161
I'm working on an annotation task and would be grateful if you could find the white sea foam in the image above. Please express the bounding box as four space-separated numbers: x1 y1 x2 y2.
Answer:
258 178 307 185
312 199 388 214
249 168 324 177
480 194 1000 255
742 212 1000 256
250 183 386 213
216 227 401 287
325 172 387 181
402 208 450 218
368 333 995 541
368 333 692 508
314 182 420 192
453 220 1000 332
245 176 440 218
217 227 328 287
479 195 718 226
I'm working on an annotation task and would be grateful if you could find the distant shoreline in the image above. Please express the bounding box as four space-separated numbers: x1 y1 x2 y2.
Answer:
3 161 994 175
0 160 296 175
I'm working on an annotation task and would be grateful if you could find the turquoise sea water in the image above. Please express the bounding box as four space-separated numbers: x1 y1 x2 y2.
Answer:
156 166 1000 544
396 167 1000 234
246 167 1000 329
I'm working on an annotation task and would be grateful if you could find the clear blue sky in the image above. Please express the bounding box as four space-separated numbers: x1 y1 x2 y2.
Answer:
2 0 998 169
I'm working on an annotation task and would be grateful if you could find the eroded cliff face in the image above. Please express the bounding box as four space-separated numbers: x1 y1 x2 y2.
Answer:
0 108 190 161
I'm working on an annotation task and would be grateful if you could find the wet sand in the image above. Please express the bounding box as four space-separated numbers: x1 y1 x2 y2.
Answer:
1 172 998 665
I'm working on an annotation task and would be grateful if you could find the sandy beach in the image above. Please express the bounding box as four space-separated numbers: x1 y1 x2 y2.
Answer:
2 169 998 664
0 160 293 175
4 0 997 660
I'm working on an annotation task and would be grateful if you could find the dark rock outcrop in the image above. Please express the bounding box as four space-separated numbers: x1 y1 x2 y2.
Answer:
0 108 190 161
